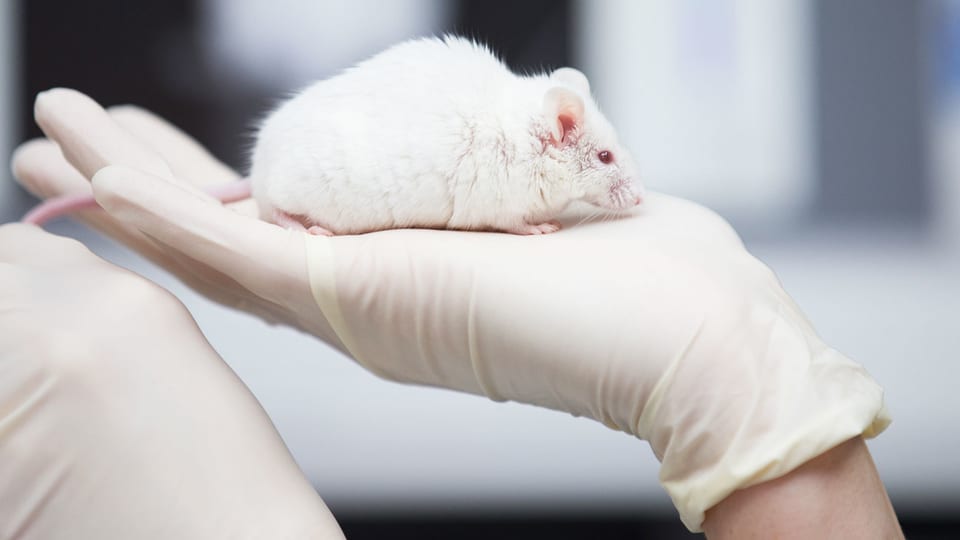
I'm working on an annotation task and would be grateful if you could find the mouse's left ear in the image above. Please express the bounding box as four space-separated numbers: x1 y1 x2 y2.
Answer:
550 67 590 96
543 87 585 146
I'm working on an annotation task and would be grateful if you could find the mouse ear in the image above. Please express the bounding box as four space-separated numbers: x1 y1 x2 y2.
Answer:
543 87 585 145
550 67 590 96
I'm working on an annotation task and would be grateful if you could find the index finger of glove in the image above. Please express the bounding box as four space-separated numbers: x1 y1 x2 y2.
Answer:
33 88 175 181
91 165 308 308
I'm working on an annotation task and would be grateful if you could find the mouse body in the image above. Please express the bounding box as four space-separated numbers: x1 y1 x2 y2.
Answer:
23 36 644 234
250 35 643 235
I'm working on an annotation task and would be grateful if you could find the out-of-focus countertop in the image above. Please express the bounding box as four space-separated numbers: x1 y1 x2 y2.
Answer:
42 219 960 518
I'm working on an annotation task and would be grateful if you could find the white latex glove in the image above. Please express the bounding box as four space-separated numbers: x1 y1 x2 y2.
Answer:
13 89 890 532
0 223 344 539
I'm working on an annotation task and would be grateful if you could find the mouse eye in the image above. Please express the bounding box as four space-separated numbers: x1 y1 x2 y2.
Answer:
598 150 613 164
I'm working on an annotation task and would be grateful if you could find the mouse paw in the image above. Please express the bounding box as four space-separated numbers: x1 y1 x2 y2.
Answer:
507 221 562 235
271 210 308 232
307 225 334 237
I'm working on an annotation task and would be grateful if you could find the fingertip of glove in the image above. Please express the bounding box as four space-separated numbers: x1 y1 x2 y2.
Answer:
34 88 98 125
9 139 44 180
10 139 84 200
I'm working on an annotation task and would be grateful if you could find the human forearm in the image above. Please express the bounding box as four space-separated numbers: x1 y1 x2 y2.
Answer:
703 437 902 539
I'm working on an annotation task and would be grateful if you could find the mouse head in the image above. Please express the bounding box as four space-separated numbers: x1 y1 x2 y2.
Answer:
542 68 644 211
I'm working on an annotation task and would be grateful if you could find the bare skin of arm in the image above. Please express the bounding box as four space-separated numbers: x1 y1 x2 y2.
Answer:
703 437 903 539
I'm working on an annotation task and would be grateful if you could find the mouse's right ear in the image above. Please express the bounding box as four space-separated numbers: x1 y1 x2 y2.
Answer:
543 87 585 146
550 67 590 96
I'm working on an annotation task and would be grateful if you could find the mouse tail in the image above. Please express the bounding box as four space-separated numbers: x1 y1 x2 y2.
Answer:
21 194 101 226
208 177 253 203
21 178 254 227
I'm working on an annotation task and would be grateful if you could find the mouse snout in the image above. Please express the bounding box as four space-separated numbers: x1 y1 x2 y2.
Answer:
632 185 645 206
629 178 646 206
601 177 644 210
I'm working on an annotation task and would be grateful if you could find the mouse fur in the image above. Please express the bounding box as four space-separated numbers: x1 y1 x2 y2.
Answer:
250 35 644 235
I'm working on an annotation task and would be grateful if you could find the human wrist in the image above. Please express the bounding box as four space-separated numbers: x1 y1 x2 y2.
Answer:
702 437 903 540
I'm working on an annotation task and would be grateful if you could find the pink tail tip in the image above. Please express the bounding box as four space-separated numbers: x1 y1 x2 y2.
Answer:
21 194 101 226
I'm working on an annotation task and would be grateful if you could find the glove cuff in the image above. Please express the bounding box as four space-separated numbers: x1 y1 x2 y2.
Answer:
660 345 890 532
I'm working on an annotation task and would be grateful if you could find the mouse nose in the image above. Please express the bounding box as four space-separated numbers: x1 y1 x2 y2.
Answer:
629 180 645 206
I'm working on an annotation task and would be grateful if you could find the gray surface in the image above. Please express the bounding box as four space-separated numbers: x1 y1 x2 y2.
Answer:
814 0 930 221
0 1 22 220
48 218 960 517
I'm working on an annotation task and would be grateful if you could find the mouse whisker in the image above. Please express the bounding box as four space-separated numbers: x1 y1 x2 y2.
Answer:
578 209 604 227
574 210 596 228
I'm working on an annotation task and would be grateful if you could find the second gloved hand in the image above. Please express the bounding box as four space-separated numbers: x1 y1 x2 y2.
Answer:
0 224 343 540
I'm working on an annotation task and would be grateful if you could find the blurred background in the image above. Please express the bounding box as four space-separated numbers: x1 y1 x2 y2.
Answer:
1 0 958 538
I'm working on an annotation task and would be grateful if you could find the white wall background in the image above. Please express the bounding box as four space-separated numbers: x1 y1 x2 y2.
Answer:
931 0 960 248
576 0 813 229
200 0 449 92
932 94 960 248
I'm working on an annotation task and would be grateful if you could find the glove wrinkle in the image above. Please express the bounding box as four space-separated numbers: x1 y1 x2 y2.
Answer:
465 271 504 402
306 236 368 369
634 313 706 452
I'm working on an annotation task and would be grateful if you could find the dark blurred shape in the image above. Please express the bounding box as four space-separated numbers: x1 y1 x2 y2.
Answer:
21 1 208 140
335 513 960 540
814 0 929 223
337 514 690 540
453 0 570 73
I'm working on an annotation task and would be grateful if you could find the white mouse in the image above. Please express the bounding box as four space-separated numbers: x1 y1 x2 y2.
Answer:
24 35 644 235
251 35 643 235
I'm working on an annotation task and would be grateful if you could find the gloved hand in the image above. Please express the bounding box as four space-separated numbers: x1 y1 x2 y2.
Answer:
13 88 890 532
0 223 344 539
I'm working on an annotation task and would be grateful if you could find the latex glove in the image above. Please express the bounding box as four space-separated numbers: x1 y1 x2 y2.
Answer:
13 89 890 531
0 223 344 539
